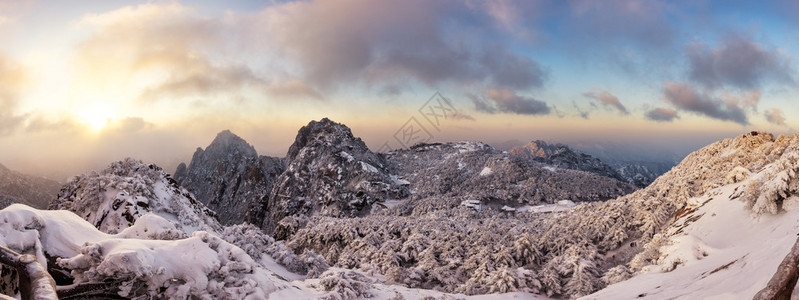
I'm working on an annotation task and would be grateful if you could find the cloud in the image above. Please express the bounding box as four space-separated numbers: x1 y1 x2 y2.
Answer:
572 101 590 119
449 112 476 121
472 88 550 115
24 115 81 133
75 4 270 105
686 34 795 89
645 107 678 122
0 55 27 136
583 89 629 114
107 117 153 133
265 79 323 100
662 82 749 125
764 108 786 126
567 0 674 48
253 0 547 90
137 62 268 103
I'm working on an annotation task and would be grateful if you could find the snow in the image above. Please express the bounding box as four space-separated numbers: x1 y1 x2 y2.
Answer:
360 161 380 173
260 255 306 281
480 167 493 176
585 180 799 299
461 199 482 211
339 151 355 162
389 174 410 186
543 166 557 172
524 200 576 214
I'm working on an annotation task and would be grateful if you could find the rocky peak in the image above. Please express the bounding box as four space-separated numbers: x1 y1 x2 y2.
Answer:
174 130 284 226
262 118 409 234
206 130 258 159
287 118 367 162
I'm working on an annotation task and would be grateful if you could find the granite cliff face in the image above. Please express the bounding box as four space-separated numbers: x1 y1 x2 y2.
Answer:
174 130 285 226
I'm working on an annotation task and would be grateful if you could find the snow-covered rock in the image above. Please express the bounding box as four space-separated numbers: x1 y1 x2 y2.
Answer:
260 118 410 234
0 204 285 299
51 158 221 234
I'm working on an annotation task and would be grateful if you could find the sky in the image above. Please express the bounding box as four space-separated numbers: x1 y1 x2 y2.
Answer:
0 0 797 180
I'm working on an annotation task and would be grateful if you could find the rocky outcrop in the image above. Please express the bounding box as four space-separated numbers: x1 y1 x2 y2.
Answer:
0 164 61 209
51 158 221 234
261 118 409 233
174 130 285 225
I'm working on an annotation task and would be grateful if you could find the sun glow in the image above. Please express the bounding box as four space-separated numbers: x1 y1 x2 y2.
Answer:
75 104 114 132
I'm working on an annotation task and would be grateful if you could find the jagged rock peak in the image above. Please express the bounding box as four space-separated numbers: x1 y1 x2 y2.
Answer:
287 118 366 161
205 129 258 158
263 118 408 234
174 130 284 226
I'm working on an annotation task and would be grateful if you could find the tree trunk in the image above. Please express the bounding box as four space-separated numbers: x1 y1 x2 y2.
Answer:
754 236 799 300
0 246 57 300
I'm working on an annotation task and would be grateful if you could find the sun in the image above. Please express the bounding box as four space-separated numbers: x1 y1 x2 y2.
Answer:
75 104 114 132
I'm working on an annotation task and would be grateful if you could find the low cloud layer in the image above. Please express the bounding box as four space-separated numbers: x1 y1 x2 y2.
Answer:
764 108 786 125
663 82 750 125
472 88 550 115
583 89 629 114
687 34 794 89
645 107 678 122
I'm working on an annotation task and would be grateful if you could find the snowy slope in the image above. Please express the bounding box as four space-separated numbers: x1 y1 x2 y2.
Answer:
586 133 799 299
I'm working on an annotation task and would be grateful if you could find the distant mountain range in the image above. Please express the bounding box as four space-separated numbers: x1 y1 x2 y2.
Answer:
0 163 61 209
507 140 674 187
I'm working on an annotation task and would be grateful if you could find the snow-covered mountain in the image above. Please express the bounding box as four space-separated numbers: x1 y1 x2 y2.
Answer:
507 140 672 188
174 130 285 226
383 141 635 214
0 157 550 299
262 118 410 234
279 131 799 298
177 119 634 236
3 126 799 299
0 163 61 209
610 160 674 188
508 141 628 184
